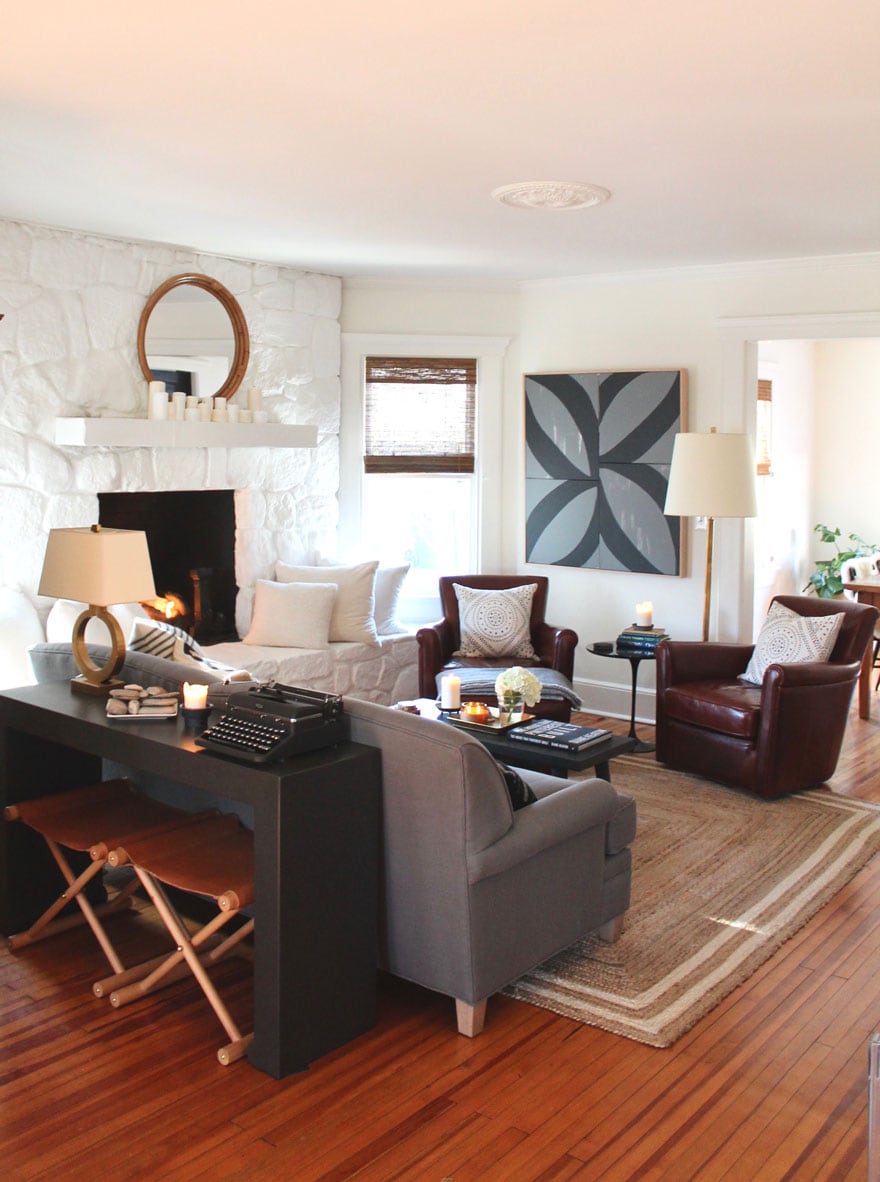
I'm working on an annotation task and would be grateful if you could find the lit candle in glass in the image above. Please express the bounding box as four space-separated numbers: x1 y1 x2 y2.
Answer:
635 601 653 628
439 674 461 710
461 701 490 723
182 683 209 710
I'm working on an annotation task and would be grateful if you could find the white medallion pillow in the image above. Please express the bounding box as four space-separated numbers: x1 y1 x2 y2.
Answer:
373 564 410 634
275 560 379 645
243 580 337 649
741 601 845 685
453 583 538 659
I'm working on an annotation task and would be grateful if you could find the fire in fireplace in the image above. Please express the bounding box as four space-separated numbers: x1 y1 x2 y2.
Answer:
98 490 237 644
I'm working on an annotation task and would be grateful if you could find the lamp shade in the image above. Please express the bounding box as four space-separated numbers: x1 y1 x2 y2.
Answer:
38 525 157 605
664 431 758 519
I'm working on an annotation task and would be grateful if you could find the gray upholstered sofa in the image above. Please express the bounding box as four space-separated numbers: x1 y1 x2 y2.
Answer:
28 643 636 1037
345 698 635 1035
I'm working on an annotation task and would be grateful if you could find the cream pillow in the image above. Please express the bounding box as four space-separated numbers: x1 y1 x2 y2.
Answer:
453 583 538 659
373 565 410 634
243 580 337 649
741 600 845 685
275 560 379 644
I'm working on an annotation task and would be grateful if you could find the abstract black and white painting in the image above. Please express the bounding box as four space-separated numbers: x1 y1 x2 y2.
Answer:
525 370 686 574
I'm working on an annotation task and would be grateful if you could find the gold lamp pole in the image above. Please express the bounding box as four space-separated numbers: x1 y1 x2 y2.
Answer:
664 428 758 642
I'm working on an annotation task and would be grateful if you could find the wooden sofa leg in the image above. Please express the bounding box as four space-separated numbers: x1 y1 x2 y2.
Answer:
455 998 487 1037
597 914 625 943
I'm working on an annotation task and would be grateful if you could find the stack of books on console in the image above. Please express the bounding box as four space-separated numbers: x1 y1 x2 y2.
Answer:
616 625 669 653
508 719 611 752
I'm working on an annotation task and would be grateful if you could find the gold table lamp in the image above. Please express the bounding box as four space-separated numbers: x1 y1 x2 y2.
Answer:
38 525 157 694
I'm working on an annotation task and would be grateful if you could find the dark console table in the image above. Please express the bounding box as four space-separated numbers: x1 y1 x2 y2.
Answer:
0 682 381 1079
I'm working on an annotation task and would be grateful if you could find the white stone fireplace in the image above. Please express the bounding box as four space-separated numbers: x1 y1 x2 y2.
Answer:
0 218 343 636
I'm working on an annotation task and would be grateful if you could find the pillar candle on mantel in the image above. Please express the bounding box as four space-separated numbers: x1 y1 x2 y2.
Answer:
148 381 168 420
440 674 461 710
248 386 263 413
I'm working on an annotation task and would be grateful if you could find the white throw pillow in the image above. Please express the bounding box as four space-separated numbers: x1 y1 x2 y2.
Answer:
275 560 379 644
243 580 337 649
373 564 410 634
453 583 538 659
741 600 845 685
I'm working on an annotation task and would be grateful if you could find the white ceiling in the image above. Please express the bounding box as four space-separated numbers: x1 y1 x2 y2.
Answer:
2 1 878 281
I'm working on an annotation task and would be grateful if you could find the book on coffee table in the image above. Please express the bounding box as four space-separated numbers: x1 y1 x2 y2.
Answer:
508 719 611 751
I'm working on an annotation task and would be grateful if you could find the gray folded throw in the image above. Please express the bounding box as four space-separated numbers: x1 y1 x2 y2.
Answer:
439 666 582 707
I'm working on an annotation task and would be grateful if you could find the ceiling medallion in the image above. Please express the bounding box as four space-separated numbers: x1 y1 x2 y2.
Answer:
491 181 611 211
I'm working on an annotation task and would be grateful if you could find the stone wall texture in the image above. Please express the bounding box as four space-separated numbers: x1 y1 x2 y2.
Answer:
0 218 342 628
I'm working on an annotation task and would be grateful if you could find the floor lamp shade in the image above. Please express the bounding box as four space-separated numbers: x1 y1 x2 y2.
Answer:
38 525 157 693
663 432 757 520
663 431 757 640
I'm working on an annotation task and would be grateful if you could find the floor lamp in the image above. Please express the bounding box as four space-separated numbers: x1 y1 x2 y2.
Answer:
664 428 758 641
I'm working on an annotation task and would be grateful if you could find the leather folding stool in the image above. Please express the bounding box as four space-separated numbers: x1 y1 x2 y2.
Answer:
99 811 254 1066
4 779 210 974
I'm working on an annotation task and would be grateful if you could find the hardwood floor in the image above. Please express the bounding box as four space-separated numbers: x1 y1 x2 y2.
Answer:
3 705 880 1180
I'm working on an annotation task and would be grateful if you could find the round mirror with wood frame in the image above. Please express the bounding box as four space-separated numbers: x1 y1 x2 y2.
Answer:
137 273 250 401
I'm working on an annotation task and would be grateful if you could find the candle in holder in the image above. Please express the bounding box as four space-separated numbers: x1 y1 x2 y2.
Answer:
461 701 490 723
182 683 209 711
635 601 654 628
439 674 461 710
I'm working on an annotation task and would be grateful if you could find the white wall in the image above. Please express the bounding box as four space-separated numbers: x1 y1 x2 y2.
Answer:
343 255 880 720
0 218 342 631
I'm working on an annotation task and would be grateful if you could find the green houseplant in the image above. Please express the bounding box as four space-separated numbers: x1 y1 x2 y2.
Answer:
803 523 877 598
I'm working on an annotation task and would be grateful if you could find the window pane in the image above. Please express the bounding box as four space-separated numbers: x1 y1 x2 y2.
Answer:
361 474 473 603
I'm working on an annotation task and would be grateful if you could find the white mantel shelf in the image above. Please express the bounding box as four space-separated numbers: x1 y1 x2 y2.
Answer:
54 418 319 449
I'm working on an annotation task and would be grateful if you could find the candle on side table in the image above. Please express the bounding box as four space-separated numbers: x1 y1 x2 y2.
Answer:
635 600 653 628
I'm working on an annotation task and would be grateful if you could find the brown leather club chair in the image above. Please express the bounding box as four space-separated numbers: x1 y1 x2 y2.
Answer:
655 594 878 799
416 575 579 721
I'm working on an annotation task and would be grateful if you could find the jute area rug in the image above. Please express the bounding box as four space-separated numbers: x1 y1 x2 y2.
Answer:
503 755 880 1047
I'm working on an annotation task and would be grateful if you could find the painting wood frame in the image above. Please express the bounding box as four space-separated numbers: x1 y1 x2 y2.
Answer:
525 369 687 575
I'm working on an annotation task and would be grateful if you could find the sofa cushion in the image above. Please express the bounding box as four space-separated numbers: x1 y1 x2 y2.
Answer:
452 583 538 659
741 600 845 685
276 560 379 645
664 679 763 740
243 579 336 648
129 618 252 681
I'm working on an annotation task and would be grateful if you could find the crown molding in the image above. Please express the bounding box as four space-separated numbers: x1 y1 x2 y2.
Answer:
518 251 880 291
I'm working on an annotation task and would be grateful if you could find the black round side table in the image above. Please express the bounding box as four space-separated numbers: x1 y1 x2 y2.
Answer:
587 645 656 753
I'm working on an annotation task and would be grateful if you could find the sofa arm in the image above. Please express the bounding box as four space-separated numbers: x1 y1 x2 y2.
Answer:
657 640 755 687
467 777 623 884
416 620 456 696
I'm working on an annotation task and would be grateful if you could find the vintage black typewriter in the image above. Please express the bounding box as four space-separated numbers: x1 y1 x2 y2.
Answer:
195 683 344 764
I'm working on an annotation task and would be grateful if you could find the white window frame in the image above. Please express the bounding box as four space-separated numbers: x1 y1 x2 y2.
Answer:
340 333 510 620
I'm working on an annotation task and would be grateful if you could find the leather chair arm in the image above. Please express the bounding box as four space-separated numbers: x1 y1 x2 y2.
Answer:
657 640 754 687
532 624 579 680
416 620 456 697
760 659 860 694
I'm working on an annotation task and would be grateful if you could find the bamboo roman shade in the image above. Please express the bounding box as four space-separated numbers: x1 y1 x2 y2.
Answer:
364 356 476 473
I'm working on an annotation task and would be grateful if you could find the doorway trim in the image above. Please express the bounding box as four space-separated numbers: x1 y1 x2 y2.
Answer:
716 310 880 641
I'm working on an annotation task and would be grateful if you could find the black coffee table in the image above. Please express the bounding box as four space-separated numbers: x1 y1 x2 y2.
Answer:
412 700 637 780
473 728 638 780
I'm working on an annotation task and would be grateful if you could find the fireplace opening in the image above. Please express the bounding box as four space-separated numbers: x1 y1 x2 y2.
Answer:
98 490 237 644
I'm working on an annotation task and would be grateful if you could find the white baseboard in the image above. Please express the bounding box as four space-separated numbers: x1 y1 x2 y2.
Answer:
573 675 656 726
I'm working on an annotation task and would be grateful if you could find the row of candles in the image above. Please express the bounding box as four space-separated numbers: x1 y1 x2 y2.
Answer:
147 382 268 424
